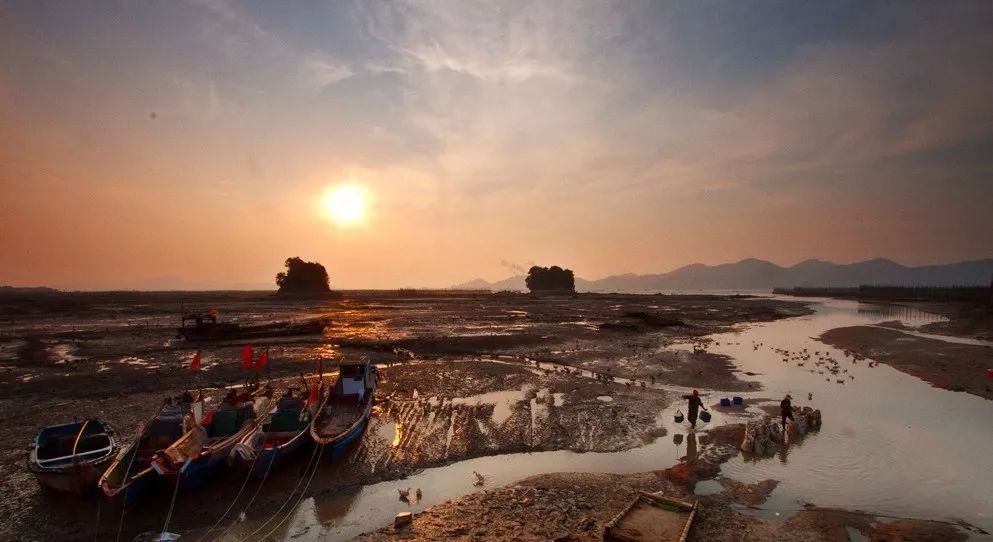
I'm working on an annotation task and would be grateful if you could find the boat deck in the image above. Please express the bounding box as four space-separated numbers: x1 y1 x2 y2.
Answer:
315 401 364 439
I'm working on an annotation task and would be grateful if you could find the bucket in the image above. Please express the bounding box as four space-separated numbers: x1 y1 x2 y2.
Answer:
674 410 684 423
700 411 712 423
732 396 743 405
720 398 732 407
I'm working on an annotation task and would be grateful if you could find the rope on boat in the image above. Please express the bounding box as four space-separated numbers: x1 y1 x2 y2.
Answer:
234 442 323 542
158 471 184 538
194 432 270 542
252 443 326 541
114 442 143 542
212 445 277 541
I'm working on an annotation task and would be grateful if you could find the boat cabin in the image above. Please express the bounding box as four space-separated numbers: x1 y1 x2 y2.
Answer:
334 359 375 404
179 312 240 333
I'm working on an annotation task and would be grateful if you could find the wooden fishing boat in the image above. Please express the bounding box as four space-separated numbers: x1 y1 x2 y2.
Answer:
176 312 330 342
603 493 697 542
150 394 260 490
99 401 191 507
310 359 377 460
28 419 118 496
231 389 315 479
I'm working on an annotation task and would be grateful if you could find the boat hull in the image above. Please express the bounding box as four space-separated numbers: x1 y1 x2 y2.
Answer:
325 415 370 461
177 320 329 342
235 430 312 479
98 402 191 508
101 468 157 509
310 360 377 458
28 419 119 497
157 428 253 490
31 460 111 496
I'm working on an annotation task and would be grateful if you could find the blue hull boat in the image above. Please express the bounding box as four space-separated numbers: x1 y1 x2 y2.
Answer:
99 401 190 508
310 359 377 459
151 399 258 491
232 390 315 479
28 419 118 496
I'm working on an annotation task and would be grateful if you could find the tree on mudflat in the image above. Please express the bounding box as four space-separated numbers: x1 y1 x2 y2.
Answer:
276 257 331 293
525 265 575 293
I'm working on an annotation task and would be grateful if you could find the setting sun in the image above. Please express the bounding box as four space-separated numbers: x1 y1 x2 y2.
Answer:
322 185 366 225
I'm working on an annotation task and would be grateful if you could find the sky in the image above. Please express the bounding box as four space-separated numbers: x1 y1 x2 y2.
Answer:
1 1 992 290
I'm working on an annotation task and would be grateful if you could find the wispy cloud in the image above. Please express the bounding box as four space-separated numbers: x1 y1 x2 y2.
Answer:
1 1 991 287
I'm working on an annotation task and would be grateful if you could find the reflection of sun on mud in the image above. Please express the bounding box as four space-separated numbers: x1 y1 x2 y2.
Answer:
392 422 403 447
326 306 402 341
310 344 340 359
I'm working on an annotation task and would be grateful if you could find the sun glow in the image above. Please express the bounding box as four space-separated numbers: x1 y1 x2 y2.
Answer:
322 185 366 225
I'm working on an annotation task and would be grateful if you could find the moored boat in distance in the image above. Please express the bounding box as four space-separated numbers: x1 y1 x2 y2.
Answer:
231 387 316 478
310 358 377 460
176 311 331 342
99 400 191 507
151 391 260 490
28 419 118 496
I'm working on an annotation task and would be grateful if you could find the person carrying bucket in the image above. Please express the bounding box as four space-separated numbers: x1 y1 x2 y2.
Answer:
684 390 708 428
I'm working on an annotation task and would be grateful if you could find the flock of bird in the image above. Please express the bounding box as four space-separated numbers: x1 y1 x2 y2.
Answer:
765 344 880 384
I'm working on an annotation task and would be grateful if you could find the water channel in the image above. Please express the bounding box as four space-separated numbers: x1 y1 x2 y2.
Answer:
260 297 992 540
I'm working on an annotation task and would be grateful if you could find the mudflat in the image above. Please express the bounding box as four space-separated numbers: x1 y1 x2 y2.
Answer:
0 291 809 541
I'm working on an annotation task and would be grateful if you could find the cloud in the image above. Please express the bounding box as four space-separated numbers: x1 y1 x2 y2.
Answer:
190 0 354 92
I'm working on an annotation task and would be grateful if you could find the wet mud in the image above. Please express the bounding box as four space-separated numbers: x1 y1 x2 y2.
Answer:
0 291 808 541
820 326 993 400
898 301 993 343
357 420 975 542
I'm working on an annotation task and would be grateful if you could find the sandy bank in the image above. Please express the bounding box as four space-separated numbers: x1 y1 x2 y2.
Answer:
819 326 993 400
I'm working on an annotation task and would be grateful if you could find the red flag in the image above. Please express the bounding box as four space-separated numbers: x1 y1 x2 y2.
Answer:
304 381 319 409
254 348 269 370
241 344 253 369
190 351 201 372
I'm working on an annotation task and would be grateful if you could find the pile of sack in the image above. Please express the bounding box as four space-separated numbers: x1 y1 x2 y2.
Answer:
789 406 822 436
740 407 823 455
740 415 784 455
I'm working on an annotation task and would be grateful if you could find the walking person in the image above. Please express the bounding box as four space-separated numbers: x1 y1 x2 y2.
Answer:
781 393 794 430
684 390 707 429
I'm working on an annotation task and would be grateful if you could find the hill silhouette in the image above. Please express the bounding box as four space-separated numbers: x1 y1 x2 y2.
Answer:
454 258 993 292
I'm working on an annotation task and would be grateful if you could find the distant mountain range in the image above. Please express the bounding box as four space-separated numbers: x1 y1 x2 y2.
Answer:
453 258 993 292
0 285 59 294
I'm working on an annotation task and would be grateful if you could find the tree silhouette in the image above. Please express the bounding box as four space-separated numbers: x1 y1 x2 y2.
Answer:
525 265 575 292
276 257 331 293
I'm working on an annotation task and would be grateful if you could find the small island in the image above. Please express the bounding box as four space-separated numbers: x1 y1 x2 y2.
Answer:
275 257 331 294
525 265 576 293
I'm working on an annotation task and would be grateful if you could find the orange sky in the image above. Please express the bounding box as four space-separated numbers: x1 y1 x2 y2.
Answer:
1 2 992 289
